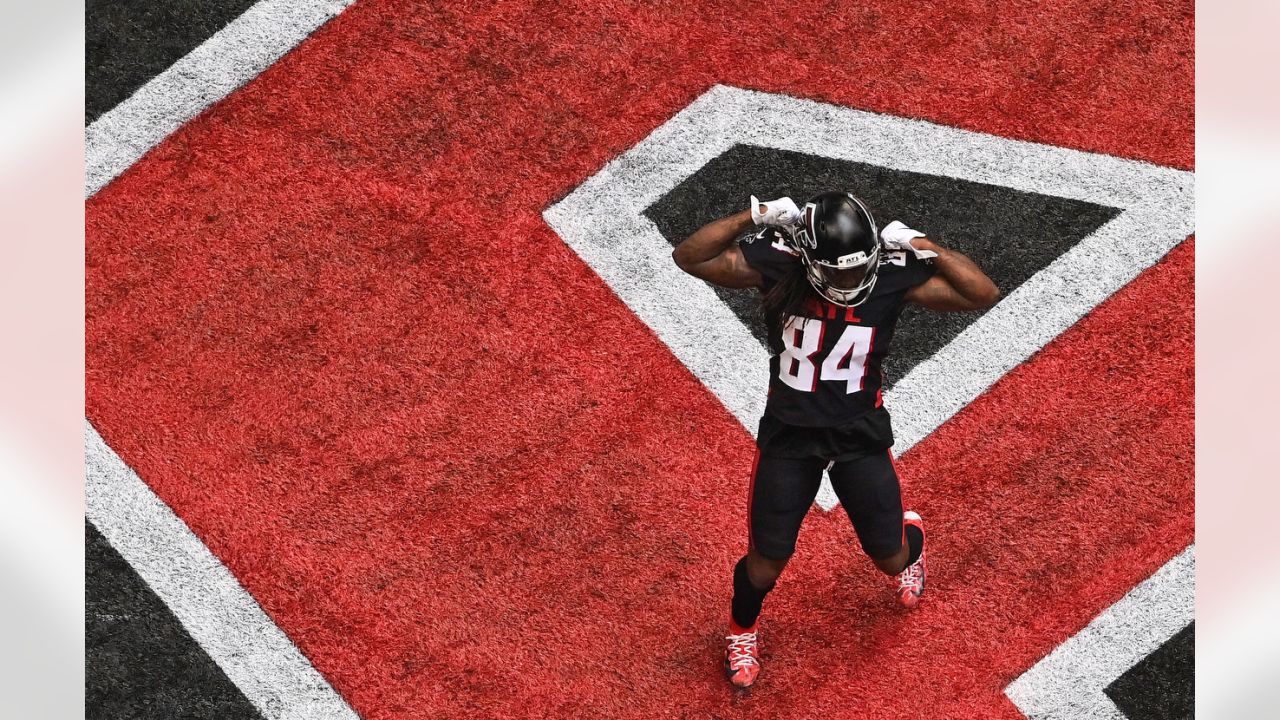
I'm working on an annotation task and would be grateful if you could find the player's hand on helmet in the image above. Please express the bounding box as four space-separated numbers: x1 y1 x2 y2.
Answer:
750 195 802 227
880 220 938 259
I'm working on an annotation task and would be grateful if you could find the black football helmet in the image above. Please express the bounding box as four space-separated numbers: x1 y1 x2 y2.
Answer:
789 191 880 307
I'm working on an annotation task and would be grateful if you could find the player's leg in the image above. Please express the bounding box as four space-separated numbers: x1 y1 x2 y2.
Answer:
725 451 825 687
827 451 927 607
735 451 825 619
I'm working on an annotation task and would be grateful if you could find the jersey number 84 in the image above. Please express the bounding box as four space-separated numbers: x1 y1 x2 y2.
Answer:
778 316 874 395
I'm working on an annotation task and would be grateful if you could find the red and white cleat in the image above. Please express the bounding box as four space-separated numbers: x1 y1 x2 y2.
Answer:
896 511 926 609
724 621 761 688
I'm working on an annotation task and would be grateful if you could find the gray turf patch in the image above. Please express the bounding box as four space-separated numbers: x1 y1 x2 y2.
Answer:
643 145 1120 387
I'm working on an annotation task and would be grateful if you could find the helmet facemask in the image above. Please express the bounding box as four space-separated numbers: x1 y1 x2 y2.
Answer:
790 196 880 307
800 244 879 307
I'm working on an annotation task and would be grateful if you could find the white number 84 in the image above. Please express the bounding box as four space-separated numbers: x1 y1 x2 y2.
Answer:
777 316 874 394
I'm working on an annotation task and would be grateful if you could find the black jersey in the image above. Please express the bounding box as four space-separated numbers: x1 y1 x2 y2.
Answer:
740 227 936 429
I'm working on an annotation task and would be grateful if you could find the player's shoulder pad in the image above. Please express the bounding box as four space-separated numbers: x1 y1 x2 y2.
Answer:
740 227 800 281
741 227 799 255
747 228 793 256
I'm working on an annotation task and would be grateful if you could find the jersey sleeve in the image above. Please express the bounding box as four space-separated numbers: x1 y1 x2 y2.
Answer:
738 227 801 288
875 248 938 295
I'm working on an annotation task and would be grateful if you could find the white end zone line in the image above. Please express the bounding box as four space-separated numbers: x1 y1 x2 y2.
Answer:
544 84 1194 510
86 423 359 720
1006 546 1195 719
85 0 356 198
87 1 359 718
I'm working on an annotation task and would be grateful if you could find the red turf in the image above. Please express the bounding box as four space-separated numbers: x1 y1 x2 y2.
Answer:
86 0 1192 717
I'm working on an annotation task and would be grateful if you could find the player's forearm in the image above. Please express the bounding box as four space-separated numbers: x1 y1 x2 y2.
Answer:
672 209 754 270
916 239 1000 308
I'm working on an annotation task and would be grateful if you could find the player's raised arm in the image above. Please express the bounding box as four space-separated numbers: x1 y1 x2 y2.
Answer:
901 236 1000 312
672 197 801 290
671 209 763 289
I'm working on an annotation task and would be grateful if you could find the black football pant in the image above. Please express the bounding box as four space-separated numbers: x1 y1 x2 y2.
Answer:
747 450 905 561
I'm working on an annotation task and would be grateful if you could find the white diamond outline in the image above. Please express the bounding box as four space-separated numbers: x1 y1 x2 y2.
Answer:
544 84 1193 510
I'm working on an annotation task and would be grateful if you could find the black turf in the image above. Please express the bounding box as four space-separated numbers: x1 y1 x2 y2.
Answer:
1106 622 1194 720
644 145 1121 388
86 0 260 122
86 521 265 720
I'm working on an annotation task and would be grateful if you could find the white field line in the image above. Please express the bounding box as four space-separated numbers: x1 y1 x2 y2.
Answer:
85 0 355 198
86 423 359 719
86 1 359 717
1006 546 1195 719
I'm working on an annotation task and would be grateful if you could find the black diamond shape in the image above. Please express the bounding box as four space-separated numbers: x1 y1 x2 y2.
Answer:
1105 622 1194 720
644 145 1121 388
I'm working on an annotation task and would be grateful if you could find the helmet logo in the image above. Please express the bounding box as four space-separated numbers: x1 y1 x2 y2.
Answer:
793 203 819 249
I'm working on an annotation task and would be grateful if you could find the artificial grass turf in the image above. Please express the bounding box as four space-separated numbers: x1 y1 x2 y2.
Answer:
86 0 1193 716
86 521 263 720
86 0 260 122
1107 622 1194 720
87 1 304 713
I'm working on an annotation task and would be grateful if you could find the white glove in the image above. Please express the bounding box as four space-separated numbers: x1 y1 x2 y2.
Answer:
880 220 938 259
750 195 802 227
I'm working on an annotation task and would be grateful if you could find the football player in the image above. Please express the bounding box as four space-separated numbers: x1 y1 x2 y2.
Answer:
672 192 1000 688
